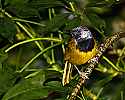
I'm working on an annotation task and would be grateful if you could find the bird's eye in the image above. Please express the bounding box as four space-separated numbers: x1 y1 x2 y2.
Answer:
72 27 82 35
84 29 89 31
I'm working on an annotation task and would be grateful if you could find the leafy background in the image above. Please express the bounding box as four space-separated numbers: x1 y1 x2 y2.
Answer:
0 0 125 100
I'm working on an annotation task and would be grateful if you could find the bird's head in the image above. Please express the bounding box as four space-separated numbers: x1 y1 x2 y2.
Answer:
71 26 93 42
70 26 94 51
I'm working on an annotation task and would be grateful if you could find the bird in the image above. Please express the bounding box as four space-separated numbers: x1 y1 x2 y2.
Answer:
62 26 98 86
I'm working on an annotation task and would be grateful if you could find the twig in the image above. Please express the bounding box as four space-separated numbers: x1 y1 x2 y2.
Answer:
69 32 125 100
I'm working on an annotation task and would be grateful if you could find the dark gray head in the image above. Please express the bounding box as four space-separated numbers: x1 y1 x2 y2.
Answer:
71 26 94 51
71 26 93 42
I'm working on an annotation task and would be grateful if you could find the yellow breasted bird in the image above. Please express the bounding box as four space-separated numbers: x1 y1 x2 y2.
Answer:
62 26 97 86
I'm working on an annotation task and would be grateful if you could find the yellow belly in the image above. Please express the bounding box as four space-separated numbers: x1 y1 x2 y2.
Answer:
65 39 97 65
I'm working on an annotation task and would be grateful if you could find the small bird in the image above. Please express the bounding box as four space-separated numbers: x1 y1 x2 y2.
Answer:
62 26 97 86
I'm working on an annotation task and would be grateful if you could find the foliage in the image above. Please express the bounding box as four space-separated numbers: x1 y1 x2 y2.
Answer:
0 0 125 100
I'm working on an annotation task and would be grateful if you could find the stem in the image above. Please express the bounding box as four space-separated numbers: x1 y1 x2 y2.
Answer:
12 18 46 27
48 8 56 63
59 31 65 54
116 47 125 67
2 10 53 64
5 37 62 52
18 43 62 73
51 34 55 63
103 56 119 71
69 2 75 12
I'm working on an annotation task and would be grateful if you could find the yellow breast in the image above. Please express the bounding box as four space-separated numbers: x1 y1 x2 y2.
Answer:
65 39 97 65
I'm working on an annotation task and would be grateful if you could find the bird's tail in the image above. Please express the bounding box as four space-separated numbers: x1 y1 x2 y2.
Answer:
62 61 73 86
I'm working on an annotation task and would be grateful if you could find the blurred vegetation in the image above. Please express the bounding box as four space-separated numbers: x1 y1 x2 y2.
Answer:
0 0 125 100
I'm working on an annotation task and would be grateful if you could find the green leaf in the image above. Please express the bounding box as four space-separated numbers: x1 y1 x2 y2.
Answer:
110 80 125 100
27 0 64 9
86 7 112 15
5 0 64 18
0 49 8 62
0 17 16 42
16 7 39 18
0 64 18 97
5 0 26 8
94 74 118 87
98 78 125 100
2 70 67 100
5 0 38 18
65 17 81 30
44 80 67 94
37 14 68 33
85 13 106 33
43 80 68 99
87 0 120 7
2 71 48 100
